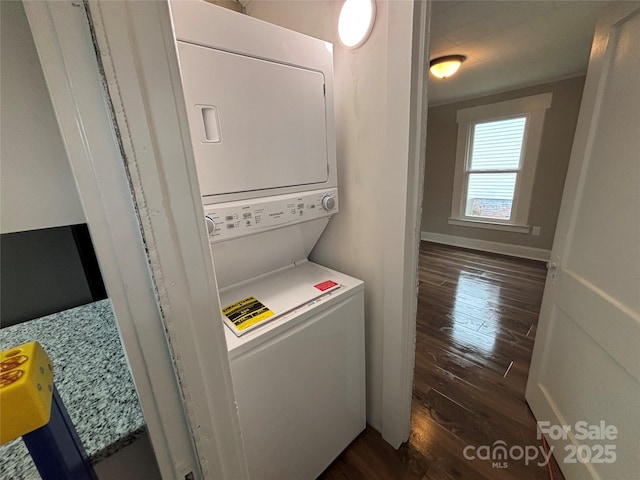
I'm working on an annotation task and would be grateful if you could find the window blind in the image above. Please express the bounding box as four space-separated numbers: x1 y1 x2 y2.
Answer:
469 117 526 171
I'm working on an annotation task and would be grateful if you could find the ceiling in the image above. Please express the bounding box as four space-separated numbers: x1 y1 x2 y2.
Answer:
428 0 608 105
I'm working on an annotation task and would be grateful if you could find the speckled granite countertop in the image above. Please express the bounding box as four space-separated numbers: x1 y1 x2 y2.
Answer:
0 300 145 479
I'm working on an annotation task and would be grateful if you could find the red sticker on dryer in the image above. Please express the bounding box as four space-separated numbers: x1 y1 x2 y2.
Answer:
314 280 338 291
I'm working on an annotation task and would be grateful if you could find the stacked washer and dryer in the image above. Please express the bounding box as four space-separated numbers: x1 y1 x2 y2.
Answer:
170 2 366 479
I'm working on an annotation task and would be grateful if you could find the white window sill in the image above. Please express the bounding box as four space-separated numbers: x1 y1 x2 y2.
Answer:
448 218 530 234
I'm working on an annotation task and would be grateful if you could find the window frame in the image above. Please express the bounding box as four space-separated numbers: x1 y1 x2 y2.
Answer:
450 93 552 233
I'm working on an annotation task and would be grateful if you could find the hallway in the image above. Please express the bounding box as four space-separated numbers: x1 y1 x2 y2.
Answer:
321 242 565 479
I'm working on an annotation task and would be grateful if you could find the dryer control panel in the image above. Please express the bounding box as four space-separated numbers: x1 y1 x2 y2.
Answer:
204 189 338 243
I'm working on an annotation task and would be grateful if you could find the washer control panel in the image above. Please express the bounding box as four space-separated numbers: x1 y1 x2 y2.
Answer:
204 188 338 242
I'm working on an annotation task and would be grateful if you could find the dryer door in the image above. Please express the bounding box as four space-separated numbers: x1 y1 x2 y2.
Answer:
177 42 329 198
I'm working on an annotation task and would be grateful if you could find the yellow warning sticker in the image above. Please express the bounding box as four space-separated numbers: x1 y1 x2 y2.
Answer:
222 296 275 331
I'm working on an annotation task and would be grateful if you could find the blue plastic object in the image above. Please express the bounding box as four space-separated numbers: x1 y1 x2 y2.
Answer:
23 386 97 480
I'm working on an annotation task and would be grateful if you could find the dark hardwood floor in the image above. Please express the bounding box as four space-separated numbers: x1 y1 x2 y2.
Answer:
320 242 565 480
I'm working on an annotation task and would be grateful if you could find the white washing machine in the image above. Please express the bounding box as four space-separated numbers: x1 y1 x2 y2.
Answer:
170 2 366 479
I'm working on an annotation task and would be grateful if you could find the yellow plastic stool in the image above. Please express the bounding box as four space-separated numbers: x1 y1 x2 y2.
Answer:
0 341 54 444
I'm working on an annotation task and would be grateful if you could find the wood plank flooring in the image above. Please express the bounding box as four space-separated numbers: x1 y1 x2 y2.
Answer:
320 242 566 480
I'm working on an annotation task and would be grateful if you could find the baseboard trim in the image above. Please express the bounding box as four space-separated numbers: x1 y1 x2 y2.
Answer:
420 231 551 262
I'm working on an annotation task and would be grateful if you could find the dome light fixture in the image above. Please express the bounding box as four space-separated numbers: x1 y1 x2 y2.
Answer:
338 0 376 49
429 55 467 79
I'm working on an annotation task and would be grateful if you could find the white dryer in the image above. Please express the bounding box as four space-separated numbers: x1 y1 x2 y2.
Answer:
170 2 366 479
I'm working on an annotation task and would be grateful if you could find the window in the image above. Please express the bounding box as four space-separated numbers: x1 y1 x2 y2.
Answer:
450 93 552 233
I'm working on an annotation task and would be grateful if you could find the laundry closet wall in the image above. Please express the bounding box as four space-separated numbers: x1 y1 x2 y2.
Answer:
246 0 420 445
0 0 98 325
0 0 85 234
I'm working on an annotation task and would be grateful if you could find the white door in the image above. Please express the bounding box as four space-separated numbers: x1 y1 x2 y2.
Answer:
525 3 640 480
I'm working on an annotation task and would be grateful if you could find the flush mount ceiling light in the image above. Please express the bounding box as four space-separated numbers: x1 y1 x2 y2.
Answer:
338 0 376 49
429 55 467 79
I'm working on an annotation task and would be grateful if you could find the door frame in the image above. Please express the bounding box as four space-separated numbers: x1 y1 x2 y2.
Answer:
380 0 431 447
23 1 248 478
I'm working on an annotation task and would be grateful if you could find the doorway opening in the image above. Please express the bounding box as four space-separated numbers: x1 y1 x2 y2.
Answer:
320 242 560 479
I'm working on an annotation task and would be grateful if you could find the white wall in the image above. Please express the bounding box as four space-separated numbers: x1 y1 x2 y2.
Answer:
246 0 417 440
0 0 85 234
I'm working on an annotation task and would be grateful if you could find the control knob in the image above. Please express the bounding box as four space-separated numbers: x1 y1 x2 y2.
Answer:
321 195 336 211
205 215 216 235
